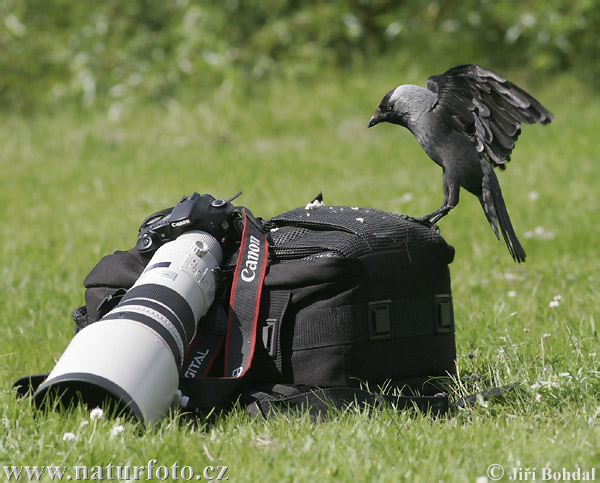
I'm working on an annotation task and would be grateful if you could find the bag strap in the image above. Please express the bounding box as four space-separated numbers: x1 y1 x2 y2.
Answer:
240 384 450 420
240 382 523 420
452 383 521 409
179 208 269 410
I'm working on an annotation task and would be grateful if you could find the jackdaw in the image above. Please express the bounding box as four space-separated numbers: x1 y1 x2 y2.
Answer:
368 64 553 262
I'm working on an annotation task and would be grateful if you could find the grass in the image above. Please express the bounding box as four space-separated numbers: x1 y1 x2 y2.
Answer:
1 68 599 481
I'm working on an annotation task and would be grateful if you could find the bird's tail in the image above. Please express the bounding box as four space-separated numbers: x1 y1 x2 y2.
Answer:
479 168 526 263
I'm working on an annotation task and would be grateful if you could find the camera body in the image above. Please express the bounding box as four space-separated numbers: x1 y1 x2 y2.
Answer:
137 193 241 257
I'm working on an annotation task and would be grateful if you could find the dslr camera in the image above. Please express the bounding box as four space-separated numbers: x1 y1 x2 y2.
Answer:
34 193 242 424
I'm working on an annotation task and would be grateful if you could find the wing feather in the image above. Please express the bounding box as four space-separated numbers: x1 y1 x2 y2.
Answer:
427 64 553 168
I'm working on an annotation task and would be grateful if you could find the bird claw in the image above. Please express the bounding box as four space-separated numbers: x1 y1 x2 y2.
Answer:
400 214 440 232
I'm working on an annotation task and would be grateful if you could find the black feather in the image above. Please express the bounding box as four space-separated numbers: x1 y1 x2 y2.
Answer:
427 64 554 168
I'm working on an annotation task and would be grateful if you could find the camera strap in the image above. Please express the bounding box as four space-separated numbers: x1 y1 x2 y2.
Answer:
180 208 269 409
224 208 269 378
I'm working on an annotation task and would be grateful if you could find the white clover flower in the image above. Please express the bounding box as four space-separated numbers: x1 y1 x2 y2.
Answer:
549 300 560 308
90 407 104 420
80 420 89 428
542 333 551 340
111 425 125 436
553 295 562 301
523 327 530 333
508 290 516 297
62 432 76 442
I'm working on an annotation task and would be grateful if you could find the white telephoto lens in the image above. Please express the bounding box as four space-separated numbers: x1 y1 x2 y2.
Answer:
34 231 223 424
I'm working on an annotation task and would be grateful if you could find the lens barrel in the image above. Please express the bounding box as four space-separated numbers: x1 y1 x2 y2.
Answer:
34 231 222 424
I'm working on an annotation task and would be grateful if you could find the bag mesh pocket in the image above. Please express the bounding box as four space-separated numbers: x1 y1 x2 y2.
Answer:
268 206 449 261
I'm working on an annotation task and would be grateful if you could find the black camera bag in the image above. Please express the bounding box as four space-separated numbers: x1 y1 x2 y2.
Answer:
249 205 456 388
69 202 456 416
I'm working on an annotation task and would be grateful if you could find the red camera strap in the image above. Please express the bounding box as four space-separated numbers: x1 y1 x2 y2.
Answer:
179 209 269 409
224 209 269 378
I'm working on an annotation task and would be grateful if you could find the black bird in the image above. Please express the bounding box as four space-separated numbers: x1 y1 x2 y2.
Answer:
368 64 553 262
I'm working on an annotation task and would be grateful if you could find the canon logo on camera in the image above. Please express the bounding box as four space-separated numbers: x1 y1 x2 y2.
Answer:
171 219 191 228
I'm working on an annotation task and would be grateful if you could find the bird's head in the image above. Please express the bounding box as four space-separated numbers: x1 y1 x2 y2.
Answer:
368 85 419 129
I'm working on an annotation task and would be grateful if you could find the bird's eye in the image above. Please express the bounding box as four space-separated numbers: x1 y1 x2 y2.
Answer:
386 106 393 111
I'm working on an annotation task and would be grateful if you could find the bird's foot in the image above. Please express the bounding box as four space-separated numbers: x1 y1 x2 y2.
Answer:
417 205 453 224
400 205 453 231
400 214 440 232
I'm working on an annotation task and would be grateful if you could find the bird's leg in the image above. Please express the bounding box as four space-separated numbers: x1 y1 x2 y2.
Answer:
413 173 459 225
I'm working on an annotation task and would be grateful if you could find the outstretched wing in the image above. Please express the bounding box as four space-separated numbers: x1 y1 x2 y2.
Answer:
427 64 553 169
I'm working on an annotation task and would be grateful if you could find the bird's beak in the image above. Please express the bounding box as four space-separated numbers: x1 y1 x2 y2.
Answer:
368 109 382 128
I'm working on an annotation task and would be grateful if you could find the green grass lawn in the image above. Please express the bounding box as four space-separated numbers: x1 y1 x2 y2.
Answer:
1 69 598 481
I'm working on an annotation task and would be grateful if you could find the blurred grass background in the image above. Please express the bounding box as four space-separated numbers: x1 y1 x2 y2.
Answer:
1 1 599 480
2 0 599 111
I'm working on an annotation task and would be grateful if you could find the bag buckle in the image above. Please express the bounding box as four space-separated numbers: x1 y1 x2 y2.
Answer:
262 318 280 357
368 301 392 341
434 294 454 333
